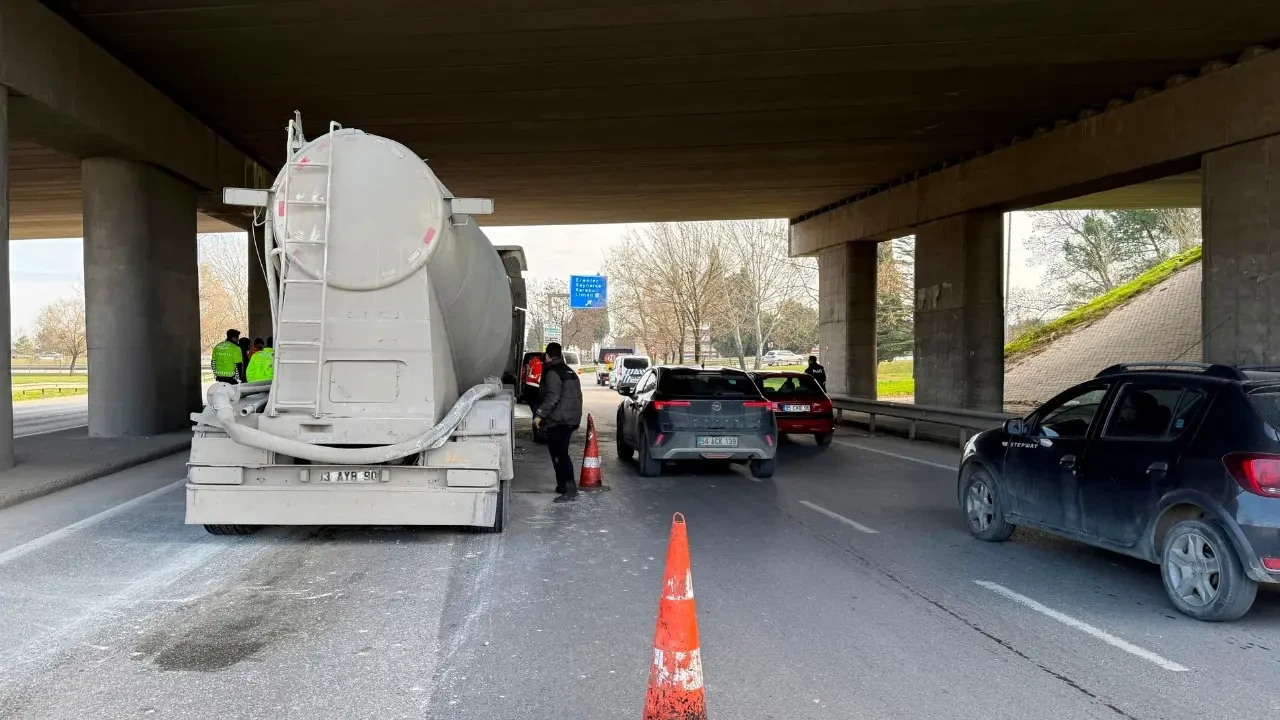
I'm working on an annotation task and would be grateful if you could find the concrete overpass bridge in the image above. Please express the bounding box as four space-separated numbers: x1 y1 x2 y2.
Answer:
0 0 1277 467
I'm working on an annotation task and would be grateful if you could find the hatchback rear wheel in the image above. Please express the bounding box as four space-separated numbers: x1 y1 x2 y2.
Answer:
962 467 1014 542
1160 519 1257 621
749 457 775 479
815 433 833 446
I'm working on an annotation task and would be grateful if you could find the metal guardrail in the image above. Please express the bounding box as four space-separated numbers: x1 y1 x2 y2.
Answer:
829 395 1014 446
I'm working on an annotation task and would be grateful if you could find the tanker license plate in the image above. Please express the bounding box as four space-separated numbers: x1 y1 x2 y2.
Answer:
696 436 739 447
319 470 379 483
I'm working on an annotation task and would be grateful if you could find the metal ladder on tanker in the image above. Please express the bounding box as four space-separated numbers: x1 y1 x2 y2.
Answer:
273 120 340 418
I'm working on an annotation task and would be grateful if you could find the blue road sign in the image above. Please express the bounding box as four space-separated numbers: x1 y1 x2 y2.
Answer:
569 275 608 309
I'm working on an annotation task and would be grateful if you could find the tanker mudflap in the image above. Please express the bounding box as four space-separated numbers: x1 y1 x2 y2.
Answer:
423 442 501 469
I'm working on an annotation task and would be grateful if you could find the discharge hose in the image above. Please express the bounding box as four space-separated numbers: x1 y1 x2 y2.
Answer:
203 380 502 465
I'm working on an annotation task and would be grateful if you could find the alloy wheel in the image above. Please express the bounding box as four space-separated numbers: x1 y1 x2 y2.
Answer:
966 479 995 533
1165 531 1221 608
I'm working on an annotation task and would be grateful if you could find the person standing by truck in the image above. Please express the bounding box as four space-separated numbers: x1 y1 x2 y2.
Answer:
211 329 243 384
533 342 583 502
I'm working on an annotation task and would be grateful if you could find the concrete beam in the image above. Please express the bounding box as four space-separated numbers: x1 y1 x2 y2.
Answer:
791 49 1280 255
0 0 271 199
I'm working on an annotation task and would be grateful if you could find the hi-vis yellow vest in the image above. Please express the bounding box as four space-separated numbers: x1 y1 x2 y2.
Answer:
246 347 275 383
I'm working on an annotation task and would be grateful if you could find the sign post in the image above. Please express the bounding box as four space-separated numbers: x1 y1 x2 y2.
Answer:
569 275 608 309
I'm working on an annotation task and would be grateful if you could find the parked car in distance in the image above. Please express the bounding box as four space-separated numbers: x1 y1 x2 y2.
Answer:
749 371 834 445
959 362 1280 621
611 355 651 394
762 350 805 366
616 366 778 478
563 350 581 376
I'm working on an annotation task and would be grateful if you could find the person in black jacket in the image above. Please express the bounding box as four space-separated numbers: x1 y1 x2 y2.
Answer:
534 342 584 502
805 355 827 391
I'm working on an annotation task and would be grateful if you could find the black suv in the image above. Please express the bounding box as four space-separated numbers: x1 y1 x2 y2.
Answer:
959 363 1280 621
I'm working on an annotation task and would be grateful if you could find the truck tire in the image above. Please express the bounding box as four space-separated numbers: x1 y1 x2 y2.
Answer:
476 480 508 534
204 524 259 536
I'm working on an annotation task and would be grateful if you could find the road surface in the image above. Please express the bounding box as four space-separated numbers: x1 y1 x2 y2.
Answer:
13 396 88 438
1 383 1278 719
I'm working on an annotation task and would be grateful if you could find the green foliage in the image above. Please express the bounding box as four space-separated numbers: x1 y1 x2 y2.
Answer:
1005 245 1202 359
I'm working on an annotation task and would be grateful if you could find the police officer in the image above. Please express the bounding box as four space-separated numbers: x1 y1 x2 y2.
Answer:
211 329 243 384
246 337 275 383
805 355 827 391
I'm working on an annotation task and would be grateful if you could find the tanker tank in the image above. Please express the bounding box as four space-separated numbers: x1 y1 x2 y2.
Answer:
260 127 514 443
185 118 520 533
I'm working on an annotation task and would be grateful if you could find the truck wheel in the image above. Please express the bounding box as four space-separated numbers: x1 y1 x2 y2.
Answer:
749 457 776 479
477 480 508 534
616 413 634 460
204 524 259 536
637 428 661 477
1161 519 1256 621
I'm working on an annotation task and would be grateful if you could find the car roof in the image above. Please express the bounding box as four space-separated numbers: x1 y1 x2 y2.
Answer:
1094 362 1280 384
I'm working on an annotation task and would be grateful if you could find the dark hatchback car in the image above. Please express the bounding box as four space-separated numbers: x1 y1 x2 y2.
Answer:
749 371 835 445
960 362 1280 621
617 366 778 478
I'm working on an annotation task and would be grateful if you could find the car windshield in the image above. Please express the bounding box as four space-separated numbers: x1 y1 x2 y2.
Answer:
758 375 823 395
658 370 756 398
622 358 649 369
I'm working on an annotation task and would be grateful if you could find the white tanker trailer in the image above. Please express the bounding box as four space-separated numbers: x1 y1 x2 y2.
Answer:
186 116 523 534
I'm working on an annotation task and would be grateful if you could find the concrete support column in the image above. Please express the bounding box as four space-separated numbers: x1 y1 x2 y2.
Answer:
1203 137 1280 364
818 242 876 397
247 232 271 340
0 91 13 470
83 158 201 437
913 211 1005 411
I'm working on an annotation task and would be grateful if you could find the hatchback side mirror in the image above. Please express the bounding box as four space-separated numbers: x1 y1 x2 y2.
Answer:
619 386 634 397
1003 418 1026 436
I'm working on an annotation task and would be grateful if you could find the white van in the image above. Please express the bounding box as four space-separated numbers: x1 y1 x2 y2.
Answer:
610 355 651 391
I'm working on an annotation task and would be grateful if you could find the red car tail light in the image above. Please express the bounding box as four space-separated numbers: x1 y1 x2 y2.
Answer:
1263 557 1280 572
653 401 691 411
1224 453 1280 497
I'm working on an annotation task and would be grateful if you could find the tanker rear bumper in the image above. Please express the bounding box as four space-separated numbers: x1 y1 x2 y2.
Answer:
186 466 501 527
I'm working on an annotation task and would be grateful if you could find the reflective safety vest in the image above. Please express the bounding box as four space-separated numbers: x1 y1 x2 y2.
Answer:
246 347 275 383
525 356 543 387
211 340 241 377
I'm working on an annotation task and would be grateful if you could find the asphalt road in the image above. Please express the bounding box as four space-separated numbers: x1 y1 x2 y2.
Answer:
13 396 88 438
1 383 1279 719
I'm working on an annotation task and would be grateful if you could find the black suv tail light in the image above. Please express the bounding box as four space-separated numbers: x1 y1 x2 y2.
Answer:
1224 453 1280 497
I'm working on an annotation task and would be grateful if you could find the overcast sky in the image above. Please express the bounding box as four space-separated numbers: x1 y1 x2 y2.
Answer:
7 215 1046 336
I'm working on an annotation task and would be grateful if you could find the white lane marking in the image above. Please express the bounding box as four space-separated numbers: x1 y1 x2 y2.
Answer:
974 580 1189 672
0 479 184 567
833 439 955 471
798 500 879 534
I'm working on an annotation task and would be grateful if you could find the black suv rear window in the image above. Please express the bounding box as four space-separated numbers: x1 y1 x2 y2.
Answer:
1248 388 1280 431
759 375 823 395
658 371 756 398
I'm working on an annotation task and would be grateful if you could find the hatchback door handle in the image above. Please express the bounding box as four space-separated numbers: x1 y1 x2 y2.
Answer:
1147 461 1169 475
1060 454 1077 469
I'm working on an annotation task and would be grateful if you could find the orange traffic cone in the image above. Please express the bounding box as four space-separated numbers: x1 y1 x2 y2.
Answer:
643 513 707 720
579 414 606 490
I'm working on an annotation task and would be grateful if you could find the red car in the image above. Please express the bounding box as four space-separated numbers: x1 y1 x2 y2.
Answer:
749 371 834 446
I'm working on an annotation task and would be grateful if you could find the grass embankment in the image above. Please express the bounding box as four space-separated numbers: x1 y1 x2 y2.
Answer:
1004 246 1203 360
11 373 88 402
877 359 914 397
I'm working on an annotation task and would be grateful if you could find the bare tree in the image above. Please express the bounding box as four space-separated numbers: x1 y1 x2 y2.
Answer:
718 219 804 369
198 233 248 351
1156 208 1202 252
33 289 87 373
645 222 727 363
